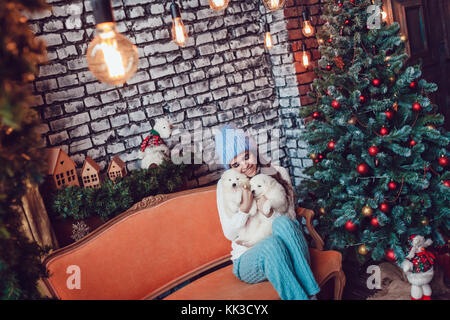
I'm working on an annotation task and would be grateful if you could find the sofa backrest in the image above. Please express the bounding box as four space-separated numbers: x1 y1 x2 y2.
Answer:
43 185 232 300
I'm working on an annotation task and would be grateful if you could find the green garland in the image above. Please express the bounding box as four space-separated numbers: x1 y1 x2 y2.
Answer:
49 161 194 221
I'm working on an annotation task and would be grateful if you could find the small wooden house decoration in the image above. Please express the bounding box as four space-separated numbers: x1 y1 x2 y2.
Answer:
47 147 79 190
81 156 101 189
107 155 127 182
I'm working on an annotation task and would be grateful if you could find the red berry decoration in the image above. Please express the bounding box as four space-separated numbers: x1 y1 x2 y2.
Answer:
344 19 351 25
372 78 381 87
331 100 341 109
312 111 320 119
370 217 380 227
326 65 332 71
380 127 389 136
327 140 336 150
357 163 369 175
379 203 390 213
359 95 366 103
443 180 450 187
409 139 417 147
388 181 397 190
368 146 379 156
338 1 343 7
328 38 332 43
385 249 396 262
412 102 422 112
385 110 394 120
438 156 448 167
345 220 357 232
409 80 418 89
318 153 324 160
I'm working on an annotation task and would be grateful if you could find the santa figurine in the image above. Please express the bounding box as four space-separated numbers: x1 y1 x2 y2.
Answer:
401 234 436 300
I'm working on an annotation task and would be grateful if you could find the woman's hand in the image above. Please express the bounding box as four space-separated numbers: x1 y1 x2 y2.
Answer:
239 186 254 213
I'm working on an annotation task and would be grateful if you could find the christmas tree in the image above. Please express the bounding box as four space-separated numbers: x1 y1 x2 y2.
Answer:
0 0 49 299
298 0 450 263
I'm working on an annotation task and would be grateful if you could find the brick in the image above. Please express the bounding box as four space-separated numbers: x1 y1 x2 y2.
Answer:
39 63 66 77
39 34 62 47
48 131 69 145
70 138 93 153
92 131 116 146
69 125 90 138
45 87 86 104
57 74 79 88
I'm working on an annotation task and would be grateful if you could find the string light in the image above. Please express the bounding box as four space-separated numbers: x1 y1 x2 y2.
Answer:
209 0 229 11
264 24 273 50
262 0 286 11
171 0 188 46
302 43 309 68
301 7 315 37
87 0 138 85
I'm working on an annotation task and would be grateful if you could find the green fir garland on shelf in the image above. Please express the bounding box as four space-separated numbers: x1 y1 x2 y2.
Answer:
298 0 450 264
49 161 193 221
0 0 50 299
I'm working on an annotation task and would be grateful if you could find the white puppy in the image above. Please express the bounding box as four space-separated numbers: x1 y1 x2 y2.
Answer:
220 169 256 219
250 174 289 216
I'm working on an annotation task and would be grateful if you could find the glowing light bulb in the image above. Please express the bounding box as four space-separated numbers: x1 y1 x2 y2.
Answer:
265 32 273 50
381 11 387 20
302 44 309 68
263 0 286 11
171 2 188 46
87 2 138 86
209 0 229 11
302 20 315 37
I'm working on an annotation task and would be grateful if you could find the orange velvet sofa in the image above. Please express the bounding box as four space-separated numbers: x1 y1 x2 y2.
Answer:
42 185 345 300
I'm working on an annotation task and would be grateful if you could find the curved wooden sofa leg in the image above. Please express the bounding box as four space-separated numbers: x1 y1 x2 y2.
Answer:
334 270 346 300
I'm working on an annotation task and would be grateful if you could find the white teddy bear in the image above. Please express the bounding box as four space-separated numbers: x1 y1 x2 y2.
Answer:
401 234 436 300
139 118 172 169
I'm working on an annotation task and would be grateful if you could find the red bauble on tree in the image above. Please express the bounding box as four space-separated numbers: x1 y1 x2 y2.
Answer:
327 140 336 150
379 203 390 213
409 80 418 89
380 127 389 136
312 111 320 119
388 181 397 190
357 163 369 175
443 180 450 187
385 110 394 120
385 249 396 261
344 19 351 25
326 65 332 71
412 102 422 112
370 217 380 227
372 78 381 87
345 220 357 232
359 95 366 103
331 100 341 109
438 156 448 167
409 139 417 147
328 38 332 43
368 146 379 156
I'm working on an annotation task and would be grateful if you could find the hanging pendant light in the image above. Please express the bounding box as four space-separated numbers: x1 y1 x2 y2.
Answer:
264 24 273 50
302 43 309 68
171 0 188 46
86 0 138 85
262 0 286 11
301 7 315 37
209 0 229 11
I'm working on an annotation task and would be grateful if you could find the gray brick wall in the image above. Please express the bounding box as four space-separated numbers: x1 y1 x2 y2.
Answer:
28 0 306 188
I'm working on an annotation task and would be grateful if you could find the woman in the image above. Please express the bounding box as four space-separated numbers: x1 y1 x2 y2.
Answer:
215 125 320 300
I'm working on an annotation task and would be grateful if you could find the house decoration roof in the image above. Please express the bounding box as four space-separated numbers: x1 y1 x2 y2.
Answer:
82 156 101 174
107 155 126 172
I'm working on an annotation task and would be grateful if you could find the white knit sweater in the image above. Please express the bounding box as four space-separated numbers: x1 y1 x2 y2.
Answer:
216 166 296 260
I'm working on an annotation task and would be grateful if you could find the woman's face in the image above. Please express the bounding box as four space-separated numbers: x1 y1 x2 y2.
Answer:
229 151 257 177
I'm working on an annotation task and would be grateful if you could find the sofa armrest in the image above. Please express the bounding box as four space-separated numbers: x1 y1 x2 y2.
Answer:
296 207 324 251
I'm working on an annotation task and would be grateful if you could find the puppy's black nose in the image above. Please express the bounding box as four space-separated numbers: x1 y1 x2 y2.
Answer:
251 190 255 195
232 183 237 188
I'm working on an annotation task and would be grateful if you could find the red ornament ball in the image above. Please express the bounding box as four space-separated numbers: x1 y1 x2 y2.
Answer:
345 220 357 232
385 110 394 120
388 181 397 190
359 95 366 103
368 146 379 156
412 102 422 112
326 65 332 71
409 139 417 147
327 141 336 150
328 38 332 43
443 180 450 187
312 111 320 119
385 249 396 261
438 156 448 167
357 163 369 175
344 19 351 25
318 153 324 160
331 100 341 109
338 1 343 7
372 78 381 87
379 203 390 213
409 80 418 89
370 217 380 227
380 127 389 136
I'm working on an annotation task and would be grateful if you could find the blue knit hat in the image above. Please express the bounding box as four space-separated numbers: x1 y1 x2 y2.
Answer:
214 125 256 169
